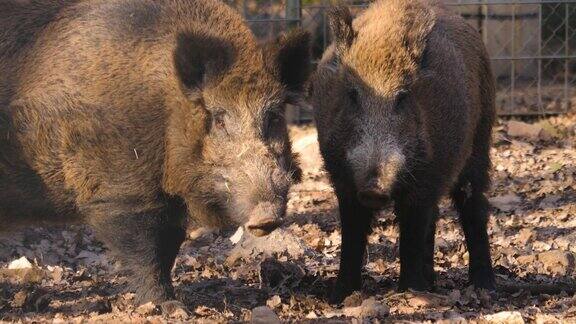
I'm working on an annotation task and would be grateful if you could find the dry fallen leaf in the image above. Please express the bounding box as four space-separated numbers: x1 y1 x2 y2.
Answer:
266 295 282 309
490 193 522 211
229 226 244 245
136 302 158 316
251 306 281 324
343 297 389 319
507 120 543 140
8 256 33 270
11 290 27 308
483 311 525 324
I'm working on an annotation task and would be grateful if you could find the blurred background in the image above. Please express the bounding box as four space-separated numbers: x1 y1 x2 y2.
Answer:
226 0 576 122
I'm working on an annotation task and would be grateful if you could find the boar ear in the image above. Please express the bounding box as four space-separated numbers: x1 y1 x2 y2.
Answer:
264 29 312 92
328 5 355 55
174 33 235 91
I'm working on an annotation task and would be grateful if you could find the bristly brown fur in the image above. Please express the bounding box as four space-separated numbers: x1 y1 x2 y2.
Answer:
327 5 355 57
346 0 436 95
0 0 310 304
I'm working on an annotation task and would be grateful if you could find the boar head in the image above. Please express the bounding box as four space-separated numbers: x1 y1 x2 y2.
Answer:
309 5 434 209
168 30 311 236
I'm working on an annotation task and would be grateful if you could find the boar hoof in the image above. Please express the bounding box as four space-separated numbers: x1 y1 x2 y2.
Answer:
423 270 436 289
471 268 496 291
398 276 431 292
160 300 189 318
133 282 176 306
329 280 360 304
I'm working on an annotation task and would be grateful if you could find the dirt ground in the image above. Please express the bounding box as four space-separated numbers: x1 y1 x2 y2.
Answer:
1 114 575 323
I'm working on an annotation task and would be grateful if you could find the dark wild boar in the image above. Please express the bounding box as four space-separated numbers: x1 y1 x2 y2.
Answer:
0 0 310 304
309 0 496 302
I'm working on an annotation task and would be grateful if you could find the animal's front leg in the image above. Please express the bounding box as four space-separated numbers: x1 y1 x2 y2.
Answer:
84 200 186 305
396 198 436 291
422 205 439 288
331 187 373 304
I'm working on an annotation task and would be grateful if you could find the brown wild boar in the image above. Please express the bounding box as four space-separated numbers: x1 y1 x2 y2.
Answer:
0 0 310 304
309 0 496 302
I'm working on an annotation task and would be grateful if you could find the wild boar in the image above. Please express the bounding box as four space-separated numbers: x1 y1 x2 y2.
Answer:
0 0 310 304
309 0 496 302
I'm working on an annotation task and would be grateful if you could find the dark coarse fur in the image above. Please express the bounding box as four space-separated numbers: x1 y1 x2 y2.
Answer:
0 0 311 304
309 0 496 303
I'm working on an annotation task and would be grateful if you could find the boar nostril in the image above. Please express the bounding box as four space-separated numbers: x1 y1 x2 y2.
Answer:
245 201 284 237
357 189 390 209
246 219 282 237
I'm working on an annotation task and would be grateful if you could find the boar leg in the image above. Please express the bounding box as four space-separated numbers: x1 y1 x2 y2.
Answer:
452 184 495 290
331 187 373 303
422 205 439 288
85 202 186 304
395 198 436 291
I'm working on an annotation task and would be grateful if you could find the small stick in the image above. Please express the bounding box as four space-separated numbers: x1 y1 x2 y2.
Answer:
499 282 576 295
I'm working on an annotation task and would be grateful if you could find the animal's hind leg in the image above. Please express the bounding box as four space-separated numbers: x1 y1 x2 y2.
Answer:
451 172 495 290
452 90 496 290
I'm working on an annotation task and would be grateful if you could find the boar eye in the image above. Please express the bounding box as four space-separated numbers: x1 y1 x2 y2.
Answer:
306 83 314 98
212 111 227 132
395 90 409 109
348 88 359 106
263 112 284 138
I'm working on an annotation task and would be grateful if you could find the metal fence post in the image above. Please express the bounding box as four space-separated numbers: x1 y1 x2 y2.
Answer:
285 0 303 123
564 2 570 111
286 0 302 28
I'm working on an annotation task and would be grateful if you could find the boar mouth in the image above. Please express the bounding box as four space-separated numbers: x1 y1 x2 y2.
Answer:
357 189 391 209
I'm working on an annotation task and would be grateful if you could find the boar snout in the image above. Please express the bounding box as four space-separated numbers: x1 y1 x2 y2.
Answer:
347 137 405 209
356 162 400 209
245 201 284 237
357 173 391 209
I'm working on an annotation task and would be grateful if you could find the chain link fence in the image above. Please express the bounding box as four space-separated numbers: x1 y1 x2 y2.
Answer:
227 0 576 122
